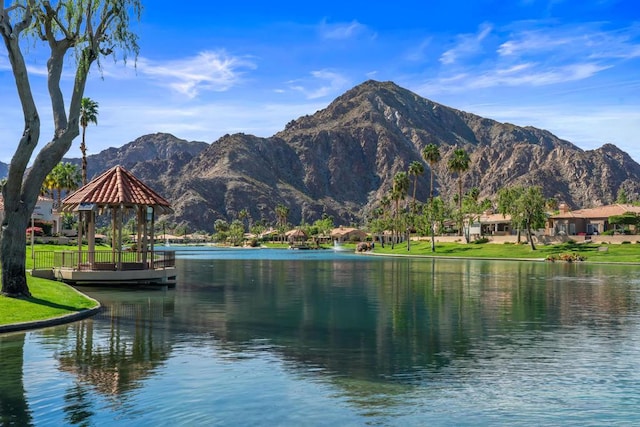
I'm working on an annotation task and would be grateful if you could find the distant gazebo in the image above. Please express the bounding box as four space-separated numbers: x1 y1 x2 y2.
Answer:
41 165 176 285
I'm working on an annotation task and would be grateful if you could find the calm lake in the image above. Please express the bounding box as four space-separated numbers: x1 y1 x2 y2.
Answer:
2 248 640 426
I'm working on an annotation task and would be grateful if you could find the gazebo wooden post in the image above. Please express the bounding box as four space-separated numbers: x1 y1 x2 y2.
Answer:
137 206 143 262
117 204 124 270
149 207 155 270
88 210 95 267
140 206 147 266
77 211 83 268
111 207 117 264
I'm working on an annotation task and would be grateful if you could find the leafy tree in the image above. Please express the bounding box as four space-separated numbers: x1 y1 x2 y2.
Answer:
616 188 629 204
1 1 141 297
546 197 559 212
79 97 99 185
312 216 334 238
461 188 491 243
497 186 524 243
422 196 447 252
497 185 546 250
447 148 470 235
608 212 639 234
228 219 245 246
422 143 441 202
408 161 425 211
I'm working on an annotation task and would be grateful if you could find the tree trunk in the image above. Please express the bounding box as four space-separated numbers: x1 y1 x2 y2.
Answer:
526 222 536 250
1 210 31 297
430 222 436 252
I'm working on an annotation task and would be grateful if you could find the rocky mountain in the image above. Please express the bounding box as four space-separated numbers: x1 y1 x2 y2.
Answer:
62 133 209 185
0 161 7 180
150 80 638 231
16 80 640 232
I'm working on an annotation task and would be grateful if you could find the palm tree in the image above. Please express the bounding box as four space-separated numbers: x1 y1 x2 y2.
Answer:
46 163 81 206
392 171 410 218
275 204 289 242
447 148 470 235
238 208 250 231
422 143 441 202
448 148 470 211
79 97 99 185
392 171 410 248
408 161 425 211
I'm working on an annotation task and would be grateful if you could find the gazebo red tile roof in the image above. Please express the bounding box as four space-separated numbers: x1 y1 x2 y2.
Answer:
61 165 172 213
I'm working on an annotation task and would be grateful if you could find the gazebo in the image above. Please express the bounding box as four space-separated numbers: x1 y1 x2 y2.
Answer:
46 165 176 285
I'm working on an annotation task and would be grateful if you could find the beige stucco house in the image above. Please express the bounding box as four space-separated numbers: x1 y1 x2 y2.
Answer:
547 203 640 236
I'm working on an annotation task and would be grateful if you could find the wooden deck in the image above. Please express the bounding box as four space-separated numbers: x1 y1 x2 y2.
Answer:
33 250 176 286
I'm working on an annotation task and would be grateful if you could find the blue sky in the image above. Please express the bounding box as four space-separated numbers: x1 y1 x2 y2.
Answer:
1 0 639 164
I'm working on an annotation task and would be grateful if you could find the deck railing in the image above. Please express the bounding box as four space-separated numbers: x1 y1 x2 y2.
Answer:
33 250 176 271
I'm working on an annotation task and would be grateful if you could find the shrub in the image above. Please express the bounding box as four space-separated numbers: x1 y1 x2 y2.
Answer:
558 253 586 262
473 237 489 244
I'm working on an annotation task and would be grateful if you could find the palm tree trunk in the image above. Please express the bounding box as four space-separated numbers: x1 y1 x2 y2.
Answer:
412 177 418 211
429 169 434 202
81 126 88 185
458 177 463 236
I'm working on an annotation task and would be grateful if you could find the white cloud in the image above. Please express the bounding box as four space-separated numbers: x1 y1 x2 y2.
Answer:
440 23 493 65
136 51 256 98
289 70 349 99
498 22 640 61
319 20 367 40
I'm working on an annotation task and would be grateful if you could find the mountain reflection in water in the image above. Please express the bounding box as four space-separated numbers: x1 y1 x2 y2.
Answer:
2 250 640 425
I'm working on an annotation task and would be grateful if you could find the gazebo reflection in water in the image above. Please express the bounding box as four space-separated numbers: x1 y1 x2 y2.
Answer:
32 166 176 286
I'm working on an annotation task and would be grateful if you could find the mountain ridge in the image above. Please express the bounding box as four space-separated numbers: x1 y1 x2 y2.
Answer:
2 80 638 232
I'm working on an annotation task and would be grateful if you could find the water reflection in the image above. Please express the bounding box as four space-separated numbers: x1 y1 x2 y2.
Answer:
2 252 640 424
0 334 33 426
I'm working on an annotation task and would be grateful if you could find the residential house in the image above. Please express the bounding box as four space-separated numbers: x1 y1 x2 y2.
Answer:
478 211 513 236
547 203 640 236
331 226 367 243
0 195 56 233
285 228 307 243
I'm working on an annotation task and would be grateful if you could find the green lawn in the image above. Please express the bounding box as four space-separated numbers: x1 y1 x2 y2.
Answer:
266 238 640 262
372 240 640 262
0 244 100 328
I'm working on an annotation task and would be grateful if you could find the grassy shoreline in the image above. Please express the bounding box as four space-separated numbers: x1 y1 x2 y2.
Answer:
367 240 640 262
267 239 640 262
0 244 100 328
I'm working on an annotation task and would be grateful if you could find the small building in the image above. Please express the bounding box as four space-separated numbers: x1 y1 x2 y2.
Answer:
285 228 307 243
331 226 367 243
547 203 640 236
1 195 56 233
35 165 177 286
478 211 512 236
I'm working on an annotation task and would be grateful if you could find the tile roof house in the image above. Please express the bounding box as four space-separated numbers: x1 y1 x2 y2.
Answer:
330 226 367 243
478 211 513 236
547 203 640 236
